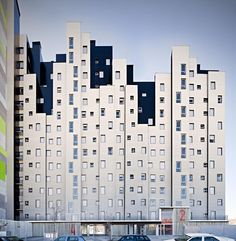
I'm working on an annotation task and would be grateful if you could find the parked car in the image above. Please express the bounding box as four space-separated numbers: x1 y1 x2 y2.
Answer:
0 237 23 241
118 235 151 241
54 235 85 241
166 233 234 241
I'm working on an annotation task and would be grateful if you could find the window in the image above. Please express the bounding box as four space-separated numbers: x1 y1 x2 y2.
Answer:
160 187 165 194
181 188 187 199
181 134 186 144
82 45 88 54
81 60 86 66
150 136 156 144
189 110 194 117
160 109 164 117
176 92 181 103
189 174 193 181
189 97 194 104
73 108 78 119
101 108 105 116
210 160 215 169
176 120 181 131
108 199 113 207
36 148 41 157
160 161 165 170
189 187 194 194
57 111 61 120
150 174 156 182
209 135 215 143
16 47 24 54
57 150 62 157
218 95 223 103
16 61 24 69
189 123 194 130
190 148 194 156
101 134 106 143
46 150 51 157
150 149 156 156
73 148 78 159
108 173 113 181
160 149 165 156
217 174 223 182
69 37 74 49
181 106 186 117
73 66 78 77
69 94 73 105
159 136 165 144
108 121 113 129
217 199 223 206
176 161 181 172
160 97 165 103
69 52 74 63
137 186 143 193
181 64 186 75
160 175 165 182
189 84 194 91
141 92 147 98
217 147 223 156
138 134 143 142
189 161 194 169
99 71 104 78
108 95 113 103
210 81 216 90
57 87 62 93
209 108 215 116
189 70 194 77
69 121 73 132
160 124 165 130
116 110 121 118
73 80 78 91
106 59 111 65
108 147 113 155
160 83 165 91
82 98 88 105
115 71 120 79
181 147 186 158
210 186 215 195
68 162 73 173
181 78 186 89
218 121 223 130
83 72 88 79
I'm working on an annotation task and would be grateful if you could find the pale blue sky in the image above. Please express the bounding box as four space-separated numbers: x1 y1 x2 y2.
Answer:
19 0 236 219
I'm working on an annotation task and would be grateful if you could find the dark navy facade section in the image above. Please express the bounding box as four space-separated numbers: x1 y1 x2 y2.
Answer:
90 40 113 88
126 65 155 125
30 42 53 115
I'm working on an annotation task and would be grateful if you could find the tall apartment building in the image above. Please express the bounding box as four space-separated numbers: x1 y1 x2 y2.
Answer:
13 22 225 221
0 0 20 219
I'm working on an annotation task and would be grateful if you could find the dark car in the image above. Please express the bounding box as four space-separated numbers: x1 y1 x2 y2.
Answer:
0 237 23 241
118 235 151 241
54 235 85 241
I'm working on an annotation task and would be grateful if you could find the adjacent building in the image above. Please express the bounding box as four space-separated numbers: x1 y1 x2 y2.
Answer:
13 22 225 221
0 0 20 219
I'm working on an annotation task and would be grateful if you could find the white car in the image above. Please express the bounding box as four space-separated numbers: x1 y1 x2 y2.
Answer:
166 233 234 241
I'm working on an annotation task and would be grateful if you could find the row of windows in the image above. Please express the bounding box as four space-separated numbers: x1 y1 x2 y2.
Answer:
190 199 223 207
25 174 62 183
189 186 218 195
176 92 223 104
176 120 223 131
25 199 62 209
27 187 62 195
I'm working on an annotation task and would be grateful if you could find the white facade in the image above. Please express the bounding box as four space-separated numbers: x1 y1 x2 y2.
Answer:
14 23 225 221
